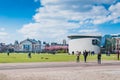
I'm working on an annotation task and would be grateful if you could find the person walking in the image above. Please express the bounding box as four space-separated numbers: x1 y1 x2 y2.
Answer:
7 50 10 56
76 51 81 62
7 52 10 56
83 50 88 63
97 53 101 64
28 52 31 58
117 50 119 60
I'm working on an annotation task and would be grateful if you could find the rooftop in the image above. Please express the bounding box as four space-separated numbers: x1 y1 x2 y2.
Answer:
68 35 102 39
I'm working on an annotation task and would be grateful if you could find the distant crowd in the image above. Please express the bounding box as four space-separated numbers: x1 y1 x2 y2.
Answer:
72 50 101 64
71 49 120 64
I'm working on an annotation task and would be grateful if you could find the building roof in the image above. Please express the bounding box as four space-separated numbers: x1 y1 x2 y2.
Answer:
68 35 101 39
110 34 120 37
20 38 41 44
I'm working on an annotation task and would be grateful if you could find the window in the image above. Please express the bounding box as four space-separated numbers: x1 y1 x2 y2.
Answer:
92 39 100 46
23 45 30 51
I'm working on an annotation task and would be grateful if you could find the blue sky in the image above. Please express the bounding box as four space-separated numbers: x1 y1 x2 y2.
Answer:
0 0 120 44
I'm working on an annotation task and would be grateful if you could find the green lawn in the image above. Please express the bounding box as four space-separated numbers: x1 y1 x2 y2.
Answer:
0 53 118 63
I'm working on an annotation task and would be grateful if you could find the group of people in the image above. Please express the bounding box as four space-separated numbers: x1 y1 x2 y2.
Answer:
105 50 120 60
75 50 101 64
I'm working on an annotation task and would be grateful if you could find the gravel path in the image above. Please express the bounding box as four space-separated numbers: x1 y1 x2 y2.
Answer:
0 61 120 80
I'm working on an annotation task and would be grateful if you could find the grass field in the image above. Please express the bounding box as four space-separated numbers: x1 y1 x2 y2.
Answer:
0 53 118 63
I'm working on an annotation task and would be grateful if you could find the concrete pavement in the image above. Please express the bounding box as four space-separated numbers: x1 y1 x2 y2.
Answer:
0 61 120 70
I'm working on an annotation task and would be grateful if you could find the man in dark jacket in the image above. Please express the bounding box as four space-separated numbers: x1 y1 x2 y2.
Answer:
28 52 31 58
97 53 101 64
83 50 88 63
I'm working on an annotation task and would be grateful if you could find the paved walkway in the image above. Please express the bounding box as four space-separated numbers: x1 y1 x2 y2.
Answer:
0 61 120 70
0 61 120 80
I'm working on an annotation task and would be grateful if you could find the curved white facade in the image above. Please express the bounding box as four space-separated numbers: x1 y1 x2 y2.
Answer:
68 35 101 54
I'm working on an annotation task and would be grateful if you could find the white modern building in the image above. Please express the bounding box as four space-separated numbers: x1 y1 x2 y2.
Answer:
68 35 101 54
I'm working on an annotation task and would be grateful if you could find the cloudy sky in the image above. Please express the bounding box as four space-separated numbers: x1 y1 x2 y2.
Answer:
0 0 120 44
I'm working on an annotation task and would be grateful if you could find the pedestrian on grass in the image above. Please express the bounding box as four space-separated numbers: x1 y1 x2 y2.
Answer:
76 51 81 62
7 52 10 56
117 50 119 60
83 50 88 63
91 51 94 56
72 51 74 55
28 52 31 58
7 50 10 56
97 53 101 64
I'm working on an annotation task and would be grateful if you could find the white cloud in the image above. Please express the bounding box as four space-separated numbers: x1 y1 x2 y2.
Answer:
79 29 98 33
0 31 10 43
18 22 79 42
0 32 8 36
0 28 5 31
92 2 120 24
0 28 15 44
92 0 117 4
78 28 101 35
19 0 120 42
109 2 120 23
